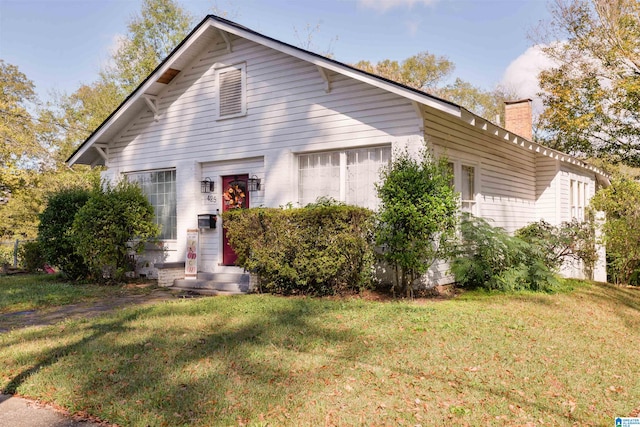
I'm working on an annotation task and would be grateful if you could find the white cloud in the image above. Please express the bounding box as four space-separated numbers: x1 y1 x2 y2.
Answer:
358 0 439 12
500 45 557 116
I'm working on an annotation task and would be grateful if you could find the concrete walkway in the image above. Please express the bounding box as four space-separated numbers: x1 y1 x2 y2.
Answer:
0 394 103 427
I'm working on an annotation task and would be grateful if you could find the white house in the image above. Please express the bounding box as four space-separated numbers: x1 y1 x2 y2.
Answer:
67 15 609 287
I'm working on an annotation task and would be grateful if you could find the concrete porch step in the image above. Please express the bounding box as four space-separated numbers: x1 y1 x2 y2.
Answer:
172 272 250 294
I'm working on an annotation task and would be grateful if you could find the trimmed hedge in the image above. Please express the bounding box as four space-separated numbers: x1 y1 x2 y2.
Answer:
223 205 375 296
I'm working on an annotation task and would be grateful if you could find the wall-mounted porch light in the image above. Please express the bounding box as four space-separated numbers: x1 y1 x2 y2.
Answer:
200 177 215 193
247 175 261 192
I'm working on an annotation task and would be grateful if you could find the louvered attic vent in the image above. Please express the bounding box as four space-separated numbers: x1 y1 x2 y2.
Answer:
217 64 245 118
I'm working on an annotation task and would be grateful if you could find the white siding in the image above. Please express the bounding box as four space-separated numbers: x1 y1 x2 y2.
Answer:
535 155 560 224
98 30 606 284
104 35 420 271
425 106 537 233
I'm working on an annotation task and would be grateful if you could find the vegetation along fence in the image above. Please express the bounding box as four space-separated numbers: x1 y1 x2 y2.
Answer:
0 239 33 268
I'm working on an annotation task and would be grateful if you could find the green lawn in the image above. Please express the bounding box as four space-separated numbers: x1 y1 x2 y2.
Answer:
0 274 153 314
1 278 639 426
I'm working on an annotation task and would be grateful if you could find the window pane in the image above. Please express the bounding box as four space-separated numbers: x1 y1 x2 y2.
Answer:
461 165 474 201
298 146 390 209
127 169 177 240
298 153 340 206
346 146 391 209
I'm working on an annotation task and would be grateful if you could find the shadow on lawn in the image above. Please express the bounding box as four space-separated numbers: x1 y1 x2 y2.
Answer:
581 283 640 329
2 297 365 425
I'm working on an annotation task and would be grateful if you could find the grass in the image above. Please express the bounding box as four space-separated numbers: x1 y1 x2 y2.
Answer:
0 274 154 314
1 277 639 426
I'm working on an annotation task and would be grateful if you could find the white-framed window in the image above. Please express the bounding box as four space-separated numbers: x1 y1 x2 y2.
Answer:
448 160 478 214
216 62 246 119
570 179 588 220
126 169 177 240
298 146 391 209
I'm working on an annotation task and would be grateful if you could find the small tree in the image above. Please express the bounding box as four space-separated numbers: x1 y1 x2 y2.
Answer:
375 147 458 297
38 187 92 279
590 179 640 284
72 180 159 283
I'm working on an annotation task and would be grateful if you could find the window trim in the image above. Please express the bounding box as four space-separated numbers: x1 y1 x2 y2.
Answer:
215 62 247 120
296 145 392 209
570 177 589 220
447 158 480 215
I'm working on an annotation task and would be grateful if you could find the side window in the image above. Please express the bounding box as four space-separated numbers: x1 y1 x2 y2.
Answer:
216 63 246 119
460 164 476 212
449 160 477 214
570 178 587 220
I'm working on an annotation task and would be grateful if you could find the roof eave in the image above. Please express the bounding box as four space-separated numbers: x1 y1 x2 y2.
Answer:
66 15 215 166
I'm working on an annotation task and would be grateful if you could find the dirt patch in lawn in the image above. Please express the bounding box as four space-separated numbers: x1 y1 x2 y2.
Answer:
0 286 185 332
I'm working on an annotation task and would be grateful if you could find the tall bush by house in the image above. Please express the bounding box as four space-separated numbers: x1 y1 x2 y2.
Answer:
71 180 159 283
450 214 558 292
590 179 640 284
38 187 92 279
515 219 597 279
375 147 458 297
223 203 375 296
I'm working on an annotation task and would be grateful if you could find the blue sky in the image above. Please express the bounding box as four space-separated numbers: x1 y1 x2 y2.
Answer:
0 0 552 105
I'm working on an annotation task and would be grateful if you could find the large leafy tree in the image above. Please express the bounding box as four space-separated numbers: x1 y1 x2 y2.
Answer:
354 52 454 93
590 179 640 284
353 53 517 125
1 0 193 238
438 78 517 127
0 61 49 238
103 0 193 95
0 61 40 192
51 0 194 159
535 0 640 165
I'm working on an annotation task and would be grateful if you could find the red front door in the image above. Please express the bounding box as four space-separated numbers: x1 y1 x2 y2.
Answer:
222 174 249 265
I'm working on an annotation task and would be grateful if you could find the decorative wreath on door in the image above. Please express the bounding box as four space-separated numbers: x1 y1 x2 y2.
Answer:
223 184 246 209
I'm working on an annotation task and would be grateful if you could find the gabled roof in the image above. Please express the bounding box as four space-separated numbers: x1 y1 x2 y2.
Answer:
66 15 609 184
66 14 460 167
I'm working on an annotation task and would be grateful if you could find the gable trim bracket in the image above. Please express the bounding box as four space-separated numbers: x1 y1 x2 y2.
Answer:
317 66 331 93
412 102 425 131
217 28 232 53
143 94 161 121
93 143 108 167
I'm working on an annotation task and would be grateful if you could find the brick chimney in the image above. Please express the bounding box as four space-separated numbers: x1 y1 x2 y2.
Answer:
504 99 532 140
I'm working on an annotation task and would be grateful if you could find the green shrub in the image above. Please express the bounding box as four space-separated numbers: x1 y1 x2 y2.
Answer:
38 187 91 279
375 148 458 297
223 205 375 296
71 180 159 283
516 219 597 278
19 240 45 272
450 214 558 292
